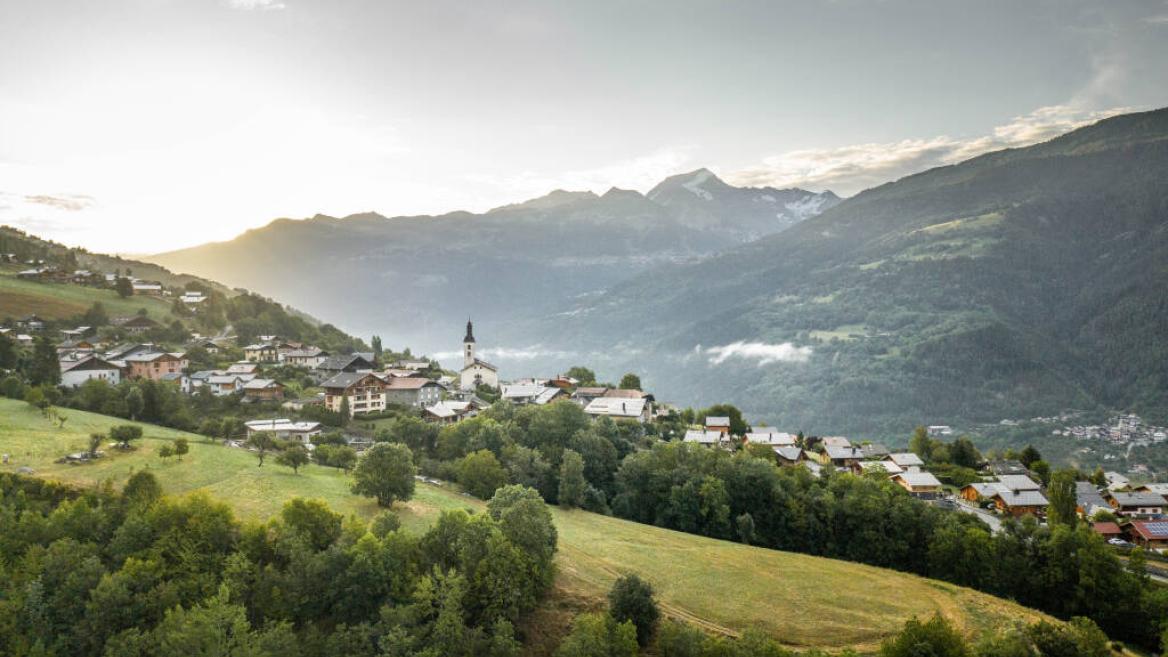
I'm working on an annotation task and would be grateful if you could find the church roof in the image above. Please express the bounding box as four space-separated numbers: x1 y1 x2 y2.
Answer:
461 358 497 372
464 320 475 343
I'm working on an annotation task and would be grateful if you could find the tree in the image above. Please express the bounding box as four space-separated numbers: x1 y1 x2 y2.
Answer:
736 512 756 545
28 335 61 386
338 396 350 427
1089 467 1106 487
351 442 416 507
115 276 133 298
1029 460 1051 486
607 574 659 647
173 438 189 458
371 335 383 359
565 366 597 386
125 387 144 421
558 449 587 508
88 432 104 457
618 373 641 390
879 615 969 657
110 424 143 449
158 444 175 459
123 470 162 507
459 449 509 499
1019 445 1042 468
554 613 638 657
1047 469 1078 527
0 333 16 370
280 498 342 550
699 404 747 436
909 426 932 461
276 443 310 474
246 431 277 467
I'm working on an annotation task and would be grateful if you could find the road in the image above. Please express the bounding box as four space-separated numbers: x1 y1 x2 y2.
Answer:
955 500 1003 533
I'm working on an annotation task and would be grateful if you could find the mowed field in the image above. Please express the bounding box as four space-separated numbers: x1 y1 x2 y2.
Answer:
0 399 1049 650
0 270 177 322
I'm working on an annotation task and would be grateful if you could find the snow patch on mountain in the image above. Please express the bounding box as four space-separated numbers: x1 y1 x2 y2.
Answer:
779 194 830 222
681 169 715 200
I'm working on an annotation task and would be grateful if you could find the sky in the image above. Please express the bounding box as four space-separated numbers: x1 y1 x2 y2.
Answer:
1 0 1167 254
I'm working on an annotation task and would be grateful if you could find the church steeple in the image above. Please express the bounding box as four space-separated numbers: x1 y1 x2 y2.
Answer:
463 320 476 368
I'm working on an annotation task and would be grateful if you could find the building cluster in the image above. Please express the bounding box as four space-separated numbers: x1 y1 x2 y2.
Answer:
1049 413 1168 445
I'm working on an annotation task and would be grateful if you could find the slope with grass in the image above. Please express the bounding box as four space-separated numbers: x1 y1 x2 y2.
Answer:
0 398 1049 650
0 265 179 322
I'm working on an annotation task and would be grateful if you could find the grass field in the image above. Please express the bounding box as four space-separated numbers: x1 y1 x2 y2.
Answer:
0 399 1049 650
0 271 177 322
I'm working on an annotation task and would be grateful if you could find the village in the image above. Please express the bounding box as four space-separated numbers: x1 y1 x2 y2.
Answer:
2 262 1167 557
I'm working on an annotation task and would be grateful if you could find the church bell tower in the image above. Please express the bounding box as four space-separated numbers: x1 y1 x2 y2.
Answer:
463 320 475 368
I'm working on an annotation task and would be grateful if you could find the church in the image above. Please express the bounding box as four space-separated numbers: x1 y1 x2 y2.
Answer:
459 320 499 391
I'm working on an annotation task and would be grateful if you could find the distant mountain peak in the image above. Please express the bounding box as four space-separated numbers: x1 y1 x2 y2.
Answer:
647 168 733 202
489 189 599 213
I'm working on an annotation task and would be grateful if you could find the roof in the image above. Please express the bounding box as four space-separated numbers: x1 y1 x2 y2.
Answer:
745 432 796 446
888 452 925 467
825 445 864 460
321 371 380 390
964 482 1004 497
208 375 243 385
894 472 943 489
996 474 1040 491
120 315 160 328
988 460 1028 475
1075 482 1109 509
1130 520 1168 540
243 378 281 390
284 347 326 358
1110 492 1167 508
1136 483 1168 496
424 400 474 419
773 446 804 462
60 355 120 372
244 343 277 351
461 357 498 372
1090 522 1123 535
861 443 891 458
573 386 609 396
244 419 321 433
994 489 1049 508
385 377 439 390
705 416 731 427
604 388 650 399
857 460 902 475
226 362 258 373
534 387 564 405
584 397 647 418
683 430 724 444
318 354 374 371
501 383 547 399
821 436 852 448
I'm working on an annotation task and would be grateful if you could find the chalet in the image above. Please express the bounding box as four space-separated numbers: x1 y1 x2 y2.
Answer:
822 436 852 448
1128 521 1168 550
242 378 285 402
960 475 1041 504
892 471 943 498
773 446 805 465
683 429 726 447
1075 482 1111 518
184 371 246 396
705 416 731 435
459 321 499 390
584 396 651 422
1108 492 1167 518
282 347 329 368
423 400 476 425
383 377 443 407
1089 522 1124 541
243 343 279 363
823 445 864 468
124 352 188 381
60 356 122 388
227 361 260 376
119 315 161 335
322 372 386 416
131 280 163 295
501 383 552 405
745 430 797 446
991 489 1049 517
244 419 322 445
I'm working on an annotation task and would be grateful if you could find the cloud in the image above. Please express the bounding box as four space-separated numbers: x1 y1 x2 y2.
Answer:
225 0 286 10
23 193 95 212
1143 14 1168 24
727 105 1132 196
704 341 812 366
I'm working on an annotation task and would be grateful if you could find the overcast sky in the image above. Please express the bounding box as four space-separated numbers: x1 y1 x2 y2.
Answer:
1 0 1166 253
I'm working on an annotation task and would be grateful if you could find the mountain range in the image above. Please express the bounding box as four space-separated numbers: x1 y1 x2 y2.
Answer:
148 108 1168 435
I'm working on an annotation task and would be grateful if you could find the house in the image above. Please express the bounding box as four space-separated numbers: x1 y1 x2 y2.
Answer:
1089 522 1124 541
180 291 207 305
892 472 944 498
584 397 651 422
887 452 925 471
821 436 852 448
1075 482 1111 519
243 343 279 363
960 475 1041 507
960 482 1003 501
244 419 322 445
423 400 476 425
1108 492 1167 517
1135 483 1168 503
823 445 864 468
383 377 443 407
394 359 431 371
322 372 386 416
459 321 499 390
188 338 221 354
572 386 609 404
119 315 161 335
860 443 891 459
60 356 122 388
501 383 551 405
184 371 245 396
242 378 285 402
131 280 163 295
705 416 731 435
124 352 188 381
992 489 1049 517
282 347 329 368
1104 472 1130 491
1128 521 1168 550
773 446 805 465
683 429 726 447
987 460 1029 476
104 343 161 362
